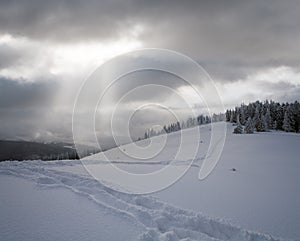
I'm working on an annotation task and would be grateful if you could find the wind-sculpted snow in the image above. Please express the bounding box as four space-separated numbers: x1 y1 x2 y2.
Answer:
0 160 287 241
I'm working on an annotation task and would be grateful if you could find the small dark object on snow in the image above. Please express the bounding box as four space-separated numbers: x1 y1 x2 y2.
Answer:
231 168 237 172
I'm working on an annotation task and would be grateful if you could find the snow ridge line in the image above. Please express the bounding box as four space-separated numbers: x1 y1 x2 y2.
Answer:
0 161 289 241
82 158 202 168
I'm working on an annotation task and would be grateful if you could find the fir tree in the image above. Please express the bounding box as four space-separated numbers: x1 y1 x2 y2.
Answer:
230 111 234 123
272 120 278 130
233 115 243 134
240 105 246 125
265 108 272 129
225 100 300 133
254 105 262 131
283 111 292 132
261 114 268 132
233 123 243 134
244 117 254 134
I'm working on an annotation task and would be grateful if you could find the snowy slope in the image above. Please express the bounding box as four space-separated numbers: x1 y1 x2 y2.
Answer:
0 123 299 241
0 175 143 241
83 124 300 239
153 126 300 240
0 160 287 241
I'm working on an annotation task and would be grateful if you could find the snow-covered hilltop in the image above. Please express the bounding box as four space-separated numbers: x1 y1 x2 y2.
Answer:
0 123 299 241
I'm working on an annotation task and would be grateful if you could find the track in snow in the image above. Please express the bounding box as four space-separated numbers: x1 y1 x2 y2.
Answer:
0 160 286 241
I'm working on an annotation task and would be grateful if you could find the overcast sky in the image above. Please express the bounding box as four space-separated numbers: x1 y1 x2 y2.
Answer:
0 0 299 143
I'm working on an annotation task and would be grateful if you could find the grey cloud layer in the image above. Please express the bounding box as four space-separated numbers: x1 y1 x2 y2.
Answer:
0 77 57 108
0 77 72 141
0 0 300 142
1 0 300 80
0 0 139 42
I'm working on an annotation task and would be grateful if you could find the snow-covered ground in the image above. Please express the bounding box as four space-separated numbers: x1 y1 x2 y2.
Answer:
0 123 299 241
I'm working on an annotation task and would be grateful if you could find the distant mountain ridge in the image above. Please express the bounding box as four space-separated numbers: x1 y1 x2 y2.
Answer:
0 140 79 161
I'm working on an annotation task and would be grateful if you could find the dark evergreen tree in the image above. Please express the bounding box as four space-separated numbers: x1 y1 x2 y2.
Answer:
253 105 261 131
233 122 243 134
233 115 243 134
244 117 254 134
283 108 293 132
265 108 272 129
225 100 300 133
261 114 268 132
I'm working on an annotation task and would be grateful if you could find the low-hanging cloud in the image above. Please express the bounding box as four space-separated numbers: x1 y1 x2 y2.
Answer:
0 77 74 141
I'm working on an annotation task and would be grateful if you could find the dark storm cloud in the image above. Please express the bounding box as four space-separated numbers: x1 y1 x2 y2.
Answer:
0 0 138 42
0 40 41 70
1 0 300 81
0 77 57 109
0 44 22 69
0 77 73 141
256 81 300 103
105 69 190 103
137 0 300 80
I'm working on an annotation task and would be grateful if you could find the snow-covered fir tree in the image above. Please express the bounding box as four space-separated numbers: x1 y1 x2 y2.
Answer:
240 104 246 125
227 100 300 133
144 100 300 139
233 115 243 134
261 114 268 132
244 117 254 134
265 108 272 130
283 110 292 132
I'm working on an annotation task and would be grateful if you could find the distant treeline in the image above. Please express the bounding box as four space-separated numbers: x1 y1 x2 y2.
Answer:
143 113 225 139
142 100 300 138
227 100 300 133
